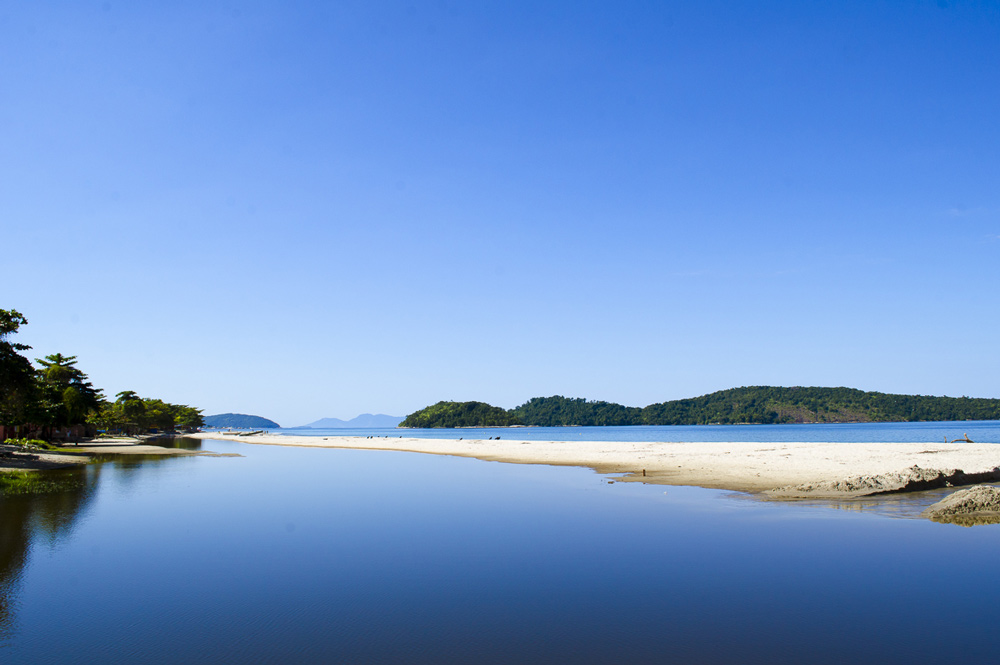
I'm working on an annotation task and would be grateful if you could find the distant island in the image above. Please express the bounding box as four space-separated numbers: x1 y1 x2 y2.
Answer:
204 413 280 429
398 402 521 429
399 387 1000 428
296 414 404 429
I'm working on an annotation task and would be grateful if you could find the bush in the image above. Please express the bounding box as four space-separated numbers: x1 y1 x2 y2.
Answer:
3 437 57 450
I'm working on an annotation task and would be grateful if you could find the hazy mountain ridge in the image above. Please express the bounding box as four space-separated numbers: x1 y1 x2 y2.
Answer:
300 413 404 429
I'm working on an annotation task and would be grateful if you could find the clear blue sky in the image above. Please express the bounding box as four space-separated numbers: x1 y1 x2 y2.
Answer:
3 1 998 426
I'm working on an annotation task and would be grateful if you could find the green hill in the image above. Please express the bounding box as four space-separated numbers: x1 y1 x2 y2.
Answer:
637 386 1000 425
399 387 1000 428
204 413 280 429
399 401 523 428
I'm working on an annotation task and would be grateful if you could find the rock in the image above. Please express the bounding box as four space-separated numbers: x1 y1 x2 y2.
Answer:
765 465 1000 499
922 485 1000 526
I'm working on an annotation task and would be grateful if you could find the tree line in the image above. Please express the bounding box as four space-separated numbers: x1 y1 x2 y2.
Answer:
1 308 203 439
400 387 1000 428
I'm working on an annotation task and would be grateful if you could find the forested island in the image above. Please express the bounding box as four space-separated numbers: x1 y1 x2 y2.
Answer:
400 387 1000 428
1 308 204 441
204 413 280 429
397 401 522 428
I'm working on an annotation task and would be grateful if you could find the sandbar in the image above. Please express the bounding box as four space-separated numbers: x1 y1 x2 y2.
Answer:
0 437 224 473
190 433 1000 497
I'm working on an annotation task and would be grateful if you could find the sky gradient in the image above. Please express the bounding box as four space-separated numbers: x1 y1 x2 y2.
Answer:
3 1 999 426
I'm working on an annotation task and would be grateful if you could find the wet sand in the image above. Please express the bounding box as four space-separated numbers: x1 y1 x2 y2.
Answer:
191 433 1000 496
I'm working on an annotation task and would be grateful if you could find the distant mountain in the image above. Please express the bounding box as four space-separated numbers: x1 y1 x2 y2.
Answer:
301 413 404 428
204 413 280 429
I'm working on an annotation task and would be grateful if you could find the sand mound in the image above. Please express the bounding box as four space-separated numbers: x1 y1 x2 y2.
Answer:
765 465 1000 499
922 485 1000 526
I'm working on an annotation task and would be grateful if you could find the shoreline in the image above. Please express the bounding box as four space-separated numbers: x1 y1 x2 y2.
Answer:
190 432 1000 497
0 437 218 473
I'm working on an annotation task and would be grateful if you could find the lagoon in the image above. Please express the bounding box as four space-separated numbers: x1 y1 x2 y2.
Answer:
4 422 1000 663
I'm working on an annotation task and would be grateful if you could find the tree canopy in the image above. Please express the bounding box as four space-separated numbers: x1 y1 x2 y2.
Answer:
0 309 36 425
0 307 204 435
35 353 104 427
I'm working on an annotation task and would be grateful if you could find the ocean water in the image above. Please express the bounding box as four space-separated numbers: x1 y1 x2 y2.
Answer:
2 422 1000 664
259 419 1000 443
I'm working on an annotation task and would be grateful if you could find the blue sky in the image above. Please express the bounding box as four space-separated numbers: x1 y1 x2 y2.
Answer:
3 1 998 426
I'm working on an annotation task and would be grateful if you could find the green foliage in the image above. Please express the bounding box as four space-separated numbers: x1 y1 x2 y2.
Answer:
0 471 85 496
400 401 523 428
34 353 103 427
1 306 204 436
88 394 204 433
639 386 1000 425
3 437 57 450
0 309 37 426
512 396 643 426
402 387 1000 428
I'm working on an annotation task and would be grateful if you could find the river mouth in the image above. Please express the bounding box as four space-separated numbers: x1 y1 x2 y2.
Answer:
4 434 1000 664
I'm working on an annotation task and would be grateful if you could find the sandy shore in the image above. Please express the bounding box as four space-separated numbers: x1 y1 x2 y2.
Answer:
0 437 220 473
191 432 1000 497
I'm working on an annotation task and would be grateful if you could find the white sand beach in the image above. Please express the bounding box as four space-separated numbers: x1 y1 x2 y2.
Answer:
191 432 1000 497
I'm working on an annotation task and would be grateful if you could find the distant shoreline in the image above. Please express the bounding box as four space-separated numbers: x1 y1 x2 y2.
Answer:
190 432 1000 498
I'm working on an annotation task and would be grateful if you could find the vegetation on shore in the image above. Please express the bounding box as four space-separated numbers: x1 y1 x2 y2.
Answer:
401 387 1000 428
1 308 204 439
0 470 86 496
3 437 59 451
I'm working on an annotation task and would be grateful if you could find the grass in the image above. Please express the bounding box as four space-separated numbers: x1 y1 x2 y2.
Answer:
3 437 59 451
0 470 85 496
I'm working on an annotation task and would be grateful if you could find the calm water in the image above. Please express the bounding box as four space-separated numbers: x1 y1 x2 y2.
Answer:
264 419 1000 443
3 422 1000 664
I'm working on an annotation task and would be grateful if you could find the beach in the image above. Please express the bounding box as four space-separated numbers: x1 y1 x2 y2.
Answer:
191 432 1000 497
0 437 227 473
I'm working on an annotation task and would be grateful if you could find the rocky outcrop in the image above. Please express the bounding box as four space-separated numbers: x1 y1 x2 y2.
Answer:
922 485 1000 526
765 465 1000 499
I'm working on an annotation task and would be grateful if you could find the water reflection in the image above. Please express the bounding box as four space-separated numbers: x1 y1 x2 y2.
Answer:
0 467 101 646
144 436 203 450
7 439 1000 663
928 512 1000 527
1 444 201 645
754 484 1000 523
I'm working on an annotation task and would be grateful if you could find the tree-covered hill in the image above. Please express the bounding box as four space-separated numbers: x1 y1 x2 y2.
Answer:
399 401 523 428
399 387 1000 428
639 386 1000 425
512 396 642 426
204 413 280 429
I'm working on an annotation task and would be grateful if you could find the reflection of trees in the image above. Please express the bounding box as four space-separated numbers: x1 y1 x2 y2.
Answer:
146 436 203 451
0 467 100 645
93 451 192 492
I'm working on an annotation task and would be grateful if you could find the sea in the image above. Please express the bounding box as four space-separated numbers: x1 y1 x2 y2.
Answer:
3 420 1000 664
266 419 1000 443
